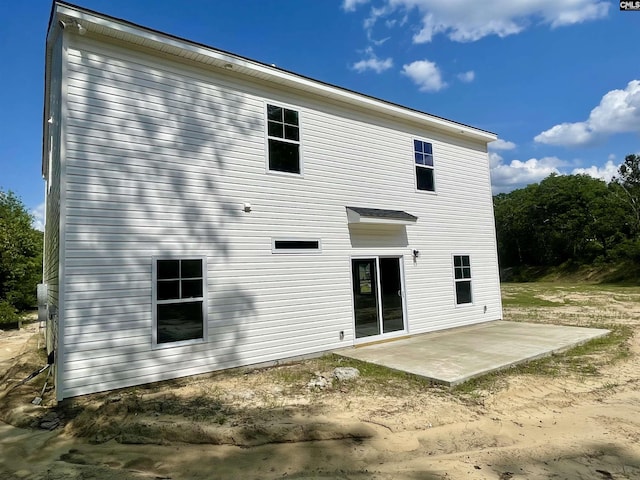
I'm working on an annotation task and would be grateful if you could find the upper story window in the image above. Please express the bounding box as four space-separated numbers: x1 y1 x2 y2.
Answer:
267 104 300 174
414 139 435 192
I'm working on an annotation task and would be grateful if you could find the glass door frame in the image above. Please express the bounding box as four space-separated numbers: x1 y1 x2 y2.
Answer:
350 255 408 345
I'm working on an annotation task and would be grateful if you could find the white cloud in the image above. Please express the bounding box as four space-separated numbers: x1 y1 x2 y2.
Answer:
31 202 45 231
456 70 475 83
370 36 390 46
385 14 408 28
352 48 393 73
351 0 609 44
489 152 503 169
401 59 446 92
364 6 394 44
571 160 620 183
489 138 516 151
342 0 370 12
534 122 593 147
490 153 564 194
490 152 623 193
535 80 640 147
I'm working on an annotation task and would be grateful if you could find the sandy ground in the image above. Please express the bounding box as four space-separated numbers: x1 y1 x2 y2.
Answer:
1 285 639 479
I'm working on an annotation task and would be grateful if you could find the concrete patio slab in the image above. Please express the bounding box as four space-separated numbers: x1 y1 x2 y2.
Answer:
334 321 610 386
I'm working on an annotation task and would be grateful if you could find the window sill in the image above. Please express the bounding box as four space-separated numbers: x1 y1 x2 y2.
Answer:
266 169 304 178
152 337 206 350
454 302 474 308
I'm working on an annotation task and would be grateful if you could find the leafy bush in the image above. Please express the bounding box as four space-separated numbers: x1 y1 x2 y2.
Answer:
0 300 20 324
611 239 640 263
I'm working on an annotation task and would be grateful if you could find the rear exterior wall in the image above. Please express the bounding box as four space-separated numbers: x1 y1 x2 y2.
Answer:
56 32 502 399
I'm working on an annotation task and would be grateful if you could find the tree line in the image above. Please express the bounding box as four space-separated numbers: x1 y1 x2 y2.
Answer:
0 189 43 322
494 154 640 272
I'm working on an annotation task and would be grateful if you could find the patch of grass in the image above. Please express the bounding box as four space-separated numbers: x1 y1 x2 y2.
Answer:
503 281 640 295
268 363 311 385
501 290 562 307
454 323 633 399
563 324 632 363
315 354 434 393
453 356 561 396
503 262 640 285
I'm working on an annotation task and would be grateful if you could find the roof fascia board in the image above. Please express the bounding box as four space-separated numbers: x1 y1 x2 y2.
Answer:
53 2 496 143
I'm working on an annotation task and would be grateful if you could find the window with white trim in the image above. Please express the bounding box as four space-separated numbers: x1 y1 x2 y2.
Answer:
267 104 300 174
272 238 321 253
153 258 206 345
453 255 472 305
414 139 435 192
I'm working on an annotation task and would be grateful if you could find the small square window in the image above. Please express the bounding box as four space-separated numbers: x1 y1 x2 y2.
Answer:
284 125 299 141
157 280 179 301
284 109 298 125
268 121 283 138
158 260 179 279
267 105 282 121
181 259 202 278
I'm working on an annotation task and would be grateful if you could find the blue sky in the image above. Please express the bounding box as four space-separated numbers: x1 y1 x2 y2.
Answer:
1 0 639 229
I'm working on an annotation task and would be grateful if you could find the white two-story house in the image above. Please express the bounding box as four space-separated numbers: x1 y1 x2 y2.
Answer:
43 1 502 400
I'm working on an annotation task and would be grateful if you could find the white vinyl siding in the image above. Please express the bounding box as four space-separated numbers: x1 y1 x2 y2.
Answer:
43 30 64 368
53 33 501 398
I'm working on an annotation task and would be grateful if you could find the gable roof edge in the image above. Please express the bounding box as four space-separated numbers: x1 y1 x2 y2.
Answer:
50 1 497 143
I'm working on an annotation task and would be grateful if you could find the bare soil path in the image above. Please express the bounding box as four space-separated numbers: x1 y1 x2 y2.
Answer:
1 284 639 479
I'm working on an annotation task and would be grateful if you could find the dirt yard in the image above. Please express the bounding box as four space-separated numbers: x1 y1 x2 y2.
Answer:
1 283 639 479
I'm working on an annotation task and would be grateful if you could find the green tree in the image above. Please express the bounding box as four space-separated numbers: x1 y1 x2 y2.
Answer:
494 155 640 273
494 174 625 268
588 182 628 260
0 189 43 312
535 174 613 264
494 185 541 266
612 154 640 238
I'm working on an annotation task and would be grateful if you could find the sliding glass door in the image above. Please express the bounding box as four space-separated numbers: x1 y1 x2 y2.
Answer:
352 257 405 339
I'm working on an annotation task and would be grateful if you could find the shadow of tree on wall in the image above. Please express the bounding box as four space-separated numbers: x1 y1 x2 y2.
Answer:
60 34 261 395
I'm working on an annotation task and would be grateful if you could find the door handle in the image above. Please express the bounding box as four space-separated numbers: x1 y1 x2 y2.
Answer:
397 290 402 297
